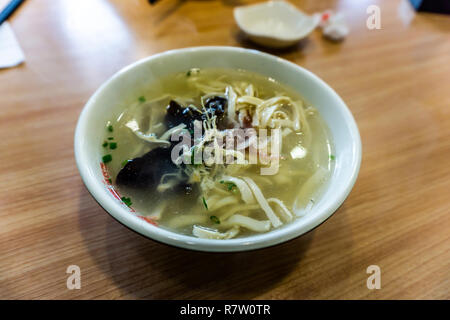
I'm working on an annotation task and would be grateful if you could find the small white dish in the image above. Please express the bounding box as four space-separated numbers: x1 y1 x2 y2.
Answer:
74 46 361 252
234 1 319 48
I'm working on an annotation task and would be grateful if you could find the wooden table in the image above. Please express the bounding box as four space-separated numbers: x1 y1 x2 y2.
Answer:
1 0 449 300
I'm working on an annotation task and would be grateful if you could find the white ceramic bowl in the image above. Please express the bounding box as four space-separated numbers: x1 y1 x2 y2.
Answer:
75 46 361 252
234 1 320 48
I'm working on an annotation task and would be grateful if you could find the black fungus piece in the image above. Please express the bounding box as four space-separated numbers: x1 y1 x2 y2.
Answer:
117 147 180 190
203 96 227 119
165 98 230 131
203 96 228 129
116 144 198 196
165 100 202 130
165 100 183 129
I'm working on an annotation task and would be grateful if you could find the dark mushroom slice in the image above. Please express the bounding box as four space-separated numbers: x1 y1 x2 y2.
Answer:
203 96 229 129
165 100 202 131
116 147 184 189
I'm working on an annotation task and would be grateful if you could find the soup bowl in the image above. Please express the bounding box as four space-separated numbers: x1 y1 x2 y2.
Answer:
74 46 361 252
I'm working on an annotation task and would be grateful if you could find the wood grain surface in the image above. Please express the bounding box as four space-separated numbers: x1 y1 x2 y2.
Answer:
0 0 449 299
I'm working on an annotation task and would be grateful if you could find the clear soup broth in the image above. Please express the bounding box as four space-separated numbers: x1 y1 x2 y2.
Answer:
102 68 334 239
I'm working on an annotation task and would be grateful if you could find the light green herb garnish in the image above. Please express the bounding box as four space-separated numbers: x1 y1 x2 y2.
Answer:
227 183 236 191
202 197 208 210
210 216 220 224
102 141 108 147
121 197 132 207
191 146 202 166
220 180 237 191
330 155 336 160
102 154 112 163
109 142 117 150
107 125 113 132
121 160 130 167
191 146 196 164
138 96 146 103
188 145 203 167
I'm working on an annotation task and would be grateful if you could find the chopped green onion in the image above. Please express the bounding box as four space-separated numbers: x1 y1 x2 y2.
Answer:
108 178 112 184
210 216 220 224
330 155 336 160
138 96 146 103
227 182 236 191
121 159 130 167
220 181 236 191
191 146 196 165
107 137 114 140
202 197 208 210
102 154 112 163
102 141 108 147
109 142 117 150
107 125 113 132
219 180 237 191
186 70 191 77
121 197 132 207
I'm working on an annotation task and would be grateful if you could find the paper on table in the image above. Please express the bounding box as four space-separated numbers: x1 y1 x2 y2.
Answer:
0 22 25 69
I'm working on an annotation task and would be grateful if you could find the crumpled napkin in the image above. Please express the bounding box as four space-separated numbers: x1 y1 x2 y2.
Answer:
316 11 350 41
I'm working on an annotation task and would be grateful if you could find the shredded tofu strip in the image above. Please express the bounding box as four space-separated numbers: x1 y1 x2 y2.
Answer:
242 177 282 228
221 176 255 204
226 86 237 121
211 186 230 196
245 84 255 96
260 105 280 128
193 225 240 239
126 121 186 145
209 196 239 211
267 198 293 222
132 131 171 145
296 200 314 217
249 96 302 130
236 96 263 106
224 214 271 232
219 204 260 220
203 194 221 209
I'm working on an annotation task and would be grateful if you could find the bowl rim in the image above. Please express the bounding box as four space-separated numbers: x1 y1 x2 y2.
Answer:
74 46 362 252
